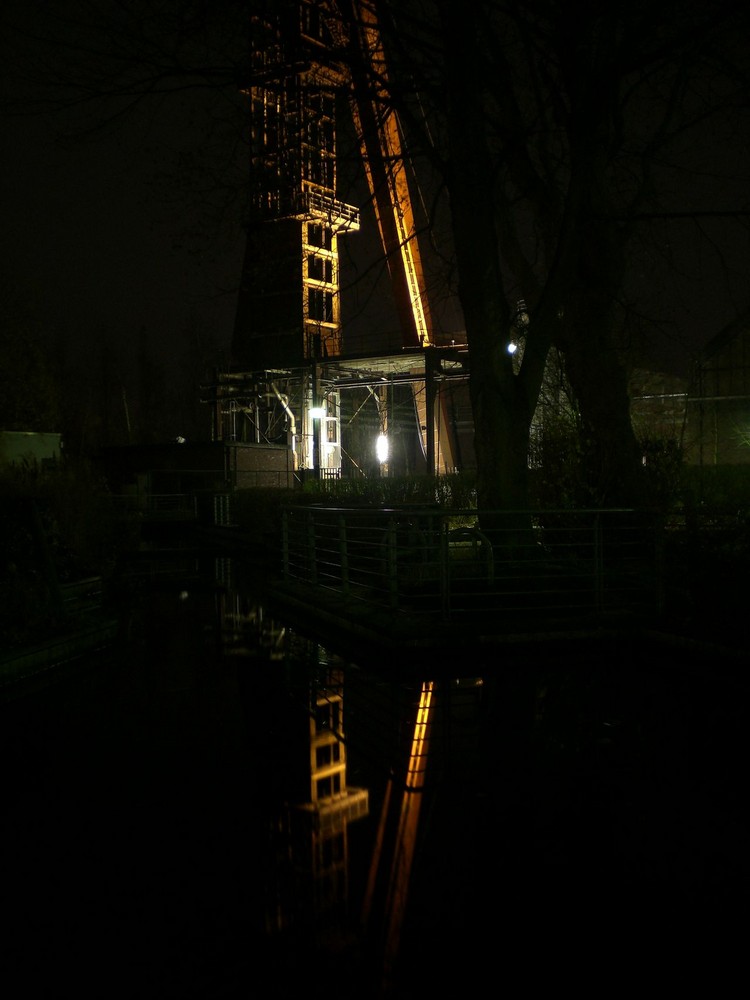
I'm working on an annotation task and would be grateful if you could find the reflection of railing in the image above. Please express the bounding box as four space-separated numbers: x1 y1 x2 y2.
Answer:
111 493 198 520
281 506 665 625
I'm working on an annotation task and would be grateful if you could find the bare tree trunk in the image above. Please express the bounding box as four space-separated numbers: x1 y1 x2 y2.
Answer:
553 138 645 507
441 4 537 514
558 300 645 507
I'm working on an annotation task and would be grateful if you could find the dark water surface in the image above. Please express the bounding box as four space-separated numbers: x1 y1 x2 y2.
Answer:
1 559 747 997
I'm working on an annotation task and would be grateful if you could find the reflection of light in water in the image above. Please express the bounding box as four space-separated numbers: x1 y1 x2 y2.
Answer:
382 680 434 978
215 582 439 982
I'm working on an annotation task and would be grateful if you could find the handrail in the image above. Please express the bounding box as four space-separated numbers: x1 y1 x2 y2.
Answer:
280 505 665 625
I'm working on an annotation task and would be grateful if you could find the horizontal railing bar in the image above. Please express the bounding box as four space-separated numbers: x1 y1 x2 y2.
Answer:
281 505 665 626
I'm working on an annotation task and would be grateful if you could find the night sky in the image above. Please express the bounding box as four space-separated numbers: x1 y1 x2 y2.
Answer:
2 2 749 400
1 61 245 378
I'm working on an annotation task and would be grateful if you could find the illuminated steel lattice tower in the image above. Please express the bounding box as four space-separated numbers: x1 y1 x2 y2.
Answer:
232 1 359 372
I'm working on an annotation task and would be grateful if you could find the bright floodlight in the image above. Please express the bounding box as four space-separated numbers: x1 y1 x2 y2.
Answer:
309 406 326 419
376 433 389 463
507 340 518 354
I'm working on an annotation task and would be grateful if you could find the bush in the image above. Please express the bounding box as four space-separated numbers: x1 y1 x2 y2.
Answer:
0 459 137 649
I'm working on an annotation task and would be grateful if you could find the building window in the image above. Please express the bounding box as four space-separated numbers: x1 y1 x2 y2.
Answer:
308 255 332 283
307 224 332 251
315 700 341 733
316 743 339 768
308 288 333 323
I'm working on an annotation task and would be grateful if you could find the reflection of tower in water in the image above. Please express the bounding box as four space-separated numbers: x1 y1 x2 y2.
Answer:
222 608 369 941
350 671 486 987
217 578 486 981
361 679 434 980
278 647 370 934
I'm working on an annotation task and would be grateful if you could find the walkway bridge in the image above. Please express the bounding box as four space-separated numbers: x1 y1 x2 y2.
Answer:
272 505 666 663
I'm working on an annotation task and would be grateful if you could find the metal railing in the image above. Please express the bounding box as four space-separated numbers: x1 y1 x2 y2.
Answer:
305 189 361 230
281 506 665 626
110 493 199 519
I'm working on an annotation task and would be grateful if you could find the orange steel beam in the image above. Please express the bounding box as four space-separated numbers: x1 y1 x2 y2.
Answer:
336 0 432 348
324 1 459 471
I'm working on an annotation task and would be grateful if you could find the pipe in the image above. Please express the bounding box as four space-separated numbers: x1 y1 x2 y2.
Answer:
271 382 297 467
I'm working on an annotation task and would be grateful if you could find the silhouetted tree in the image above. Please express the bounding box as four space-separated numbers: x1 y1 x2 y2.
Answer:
0 278 61 432
346 0 750 508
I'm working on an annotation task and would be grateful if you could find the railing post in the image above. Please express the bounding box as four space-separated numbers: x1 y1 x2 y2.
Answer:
440 517 450 618
282 509 290 579
307 510 318 585
386 516 398 607
593 512 603 612
654 513 665 615
338 513 349 595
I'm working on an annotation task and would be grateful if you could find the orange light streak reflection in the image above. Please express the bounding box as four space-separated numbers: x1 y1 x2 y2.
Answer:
381 680 434 980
